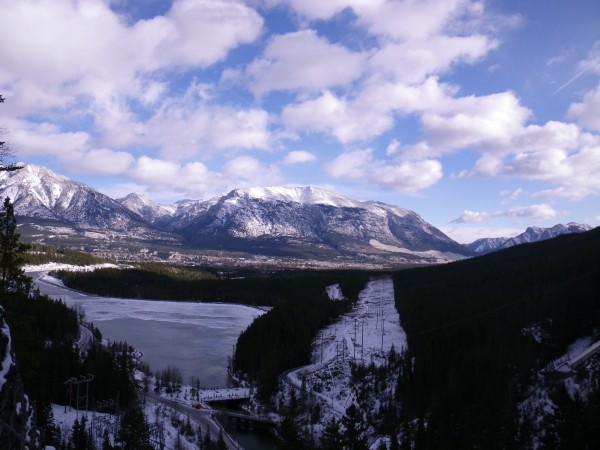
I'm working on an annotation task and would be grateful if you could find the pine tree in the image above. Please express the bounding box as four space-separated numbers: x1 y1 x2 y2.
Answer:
71 416 95 450
321 418 344 450
0 197 30 293
102 429 113 450
116 406 152 450
217 430 227 450
341 403 368 450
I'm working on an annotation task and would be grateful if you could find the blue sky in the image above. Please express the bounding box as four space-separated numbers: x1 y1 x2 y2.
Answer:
1 0 599 243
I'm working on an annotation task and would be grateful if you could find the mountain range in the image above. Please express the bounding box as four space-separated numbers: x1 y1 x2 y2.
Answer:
466 223 593 254
0 164 592 266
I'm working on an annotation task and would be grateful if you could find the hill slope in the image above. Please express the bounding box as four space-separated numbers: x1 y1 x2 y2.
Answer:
393 227 600 448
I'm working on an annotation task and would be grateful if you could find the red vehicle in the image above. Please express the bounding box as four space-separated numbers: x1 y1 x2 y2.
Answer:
192 403 203 409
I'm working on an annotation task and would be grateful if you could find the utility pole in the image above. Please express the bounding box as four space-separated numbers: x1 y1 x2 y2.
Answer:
353 319 357 360
320 335 324 364
361 320 364 361
381 318 385 353
64 375 95 421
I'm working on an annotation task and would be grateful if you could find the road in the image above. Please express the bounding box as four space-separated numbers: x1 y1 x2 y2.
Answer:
77 324 94 354
144 391 242 450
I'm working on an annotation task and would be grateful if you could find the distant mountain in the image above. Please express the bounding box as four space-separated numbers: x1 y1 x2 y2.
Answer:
1 164 148 230
466 223 593 254
173 186 471 262
2 164 472 265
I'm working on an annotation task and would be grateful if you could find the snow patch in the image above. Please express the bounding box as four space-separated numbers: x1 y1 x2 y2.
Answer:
369 239 466 262
0 309 15 392
326 284 345 301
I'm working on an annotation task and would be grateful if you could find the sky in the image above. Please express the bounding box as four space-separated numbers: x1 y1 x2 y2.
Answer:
1 0 599 243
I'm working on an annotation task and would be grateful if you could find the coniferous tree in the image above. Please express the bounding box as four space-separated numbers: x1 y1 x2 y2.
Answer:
341 403 368 450
101 429 113 450
0 197 30 293
116 406 152 450
321 418 344 450
216 431 227 450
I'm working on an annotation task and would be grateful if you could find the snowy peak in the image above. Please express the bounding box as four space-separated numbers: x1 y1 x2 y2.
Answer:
1 164 471 264
179 185 469 261
466 223 593 254
117 192 176 224
226 186 360 208
1 163 148 230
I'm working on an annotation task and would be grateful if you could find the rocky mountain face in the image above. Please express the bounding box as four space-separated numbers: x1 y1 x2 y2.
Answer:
2 164 472 264
466 223 593 254
174 187 470 261
0 307 36 448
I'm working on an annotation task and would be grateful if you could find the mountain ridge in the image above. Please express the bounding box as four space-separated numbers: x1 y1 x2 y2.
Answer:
466 222 592 254
0 163 491 265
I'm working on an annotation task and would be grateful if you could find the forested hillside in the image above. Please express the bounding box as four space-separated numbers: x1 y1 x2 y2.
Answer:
1 291 139 447
232 272 370 397
55 266 371 307
24 243 106 266
393 227 600 448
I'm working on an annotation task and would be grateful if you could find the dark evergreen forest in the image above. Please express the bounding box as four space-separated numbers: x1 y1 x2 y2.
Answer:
54 265 373 308
0 291 139 447
393 227 600 448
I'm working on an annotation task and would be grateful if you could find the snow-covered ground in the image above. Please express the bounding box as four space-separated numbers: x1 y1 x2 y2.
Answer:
279 278 406 443
519 334 600 448
0 308 15 393
23 262 125 273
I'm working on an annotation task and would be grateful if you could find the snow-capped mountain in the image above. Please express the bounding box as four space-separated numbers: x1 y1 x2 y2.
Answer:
1 164 472 264
173 186 470 261
466 223 593 254
0 164 151 230
116 192 177 227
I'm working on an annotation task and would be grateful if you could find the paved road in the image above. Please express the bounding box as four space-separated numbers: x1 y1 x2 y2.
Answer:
144 392 242 450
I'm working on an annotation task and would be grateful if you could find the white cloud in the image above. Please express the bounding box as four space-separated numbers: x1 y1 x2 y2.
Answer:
0 0 263 112
452 203 558 223
281 78 451 143
64 149 135 175
417 91 531 156
554 40 600 94
224 156 283 186
269 0 383 21
283 150 317 165
325 149 442 191
121 155 281 198
357 0 483 42
325 149 373 179
451 210 490 223
369 34 496 84
440 226 522 244
128 157 223 195
373 159 442 191
146 102 272 160
386 139 400 156
248 30 366 95
8 120 91 158
567 82 600 131
500 187 524 204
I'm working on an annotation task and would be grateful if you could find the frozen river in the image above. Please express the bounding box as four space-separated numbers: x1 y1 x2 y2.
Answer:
30 272 264 387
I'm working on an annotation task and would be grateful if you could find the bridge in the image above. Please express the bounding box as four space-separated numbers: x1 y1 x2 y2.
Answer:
198 387 253 402
213 408 277 429
550 339 600 376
